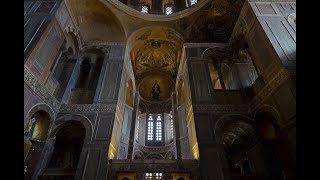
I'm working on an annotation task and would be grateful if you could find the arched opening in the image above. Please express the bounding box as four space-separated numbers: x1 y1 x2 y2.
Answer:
24 110 51 141
121 177 130 180
215 116 256 176
48 120 86 169
177 177 186 180
52 46 76 100
255 111 295 180
24 110 51 178
70 49 105 104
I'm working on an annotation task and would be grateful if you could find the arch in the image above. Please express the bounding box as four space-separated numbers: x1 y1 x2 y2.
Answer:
254 106 282 140
25 103 55 128
48 120 86 168
214 114 255 142
253 104 282 124
64 31 79 56
288 13 296 30
164 150 176 159
49 114 93 141
133 150 145 159
145 153 164 159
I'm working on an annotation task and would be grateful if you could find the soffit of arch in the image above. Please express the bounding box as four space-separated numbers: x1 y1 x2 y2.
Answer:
64 0 246 44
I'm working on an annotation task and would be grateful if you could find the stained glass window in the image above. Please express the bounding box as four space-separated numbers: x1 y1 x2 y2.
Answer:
165 7 173 15
190 0 197 6
141 5 148 13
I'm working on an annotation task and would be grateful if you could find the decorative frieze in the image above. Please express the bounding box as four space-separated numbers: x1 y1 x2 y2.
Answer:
250 67 290 109
134 142 175 154
59 103 117 113
109 159 199 173
24 67 60 112
193 104 250 114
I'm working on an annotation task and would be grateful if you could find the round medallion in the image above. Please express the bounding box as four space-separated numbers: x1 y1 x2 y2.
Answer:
151 41 161 49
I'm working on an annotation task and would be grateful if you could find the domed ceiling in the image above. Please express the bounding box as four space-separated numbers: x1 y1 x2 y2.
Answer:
129 27 183 79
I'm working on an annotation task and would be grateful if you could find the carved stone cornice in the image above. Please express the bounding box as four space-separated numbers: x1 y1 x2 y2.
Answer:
109 159 199 173
59 103 117 113
24 67 60 112
250 67 290 109
134 142 175 154
193 104 250 114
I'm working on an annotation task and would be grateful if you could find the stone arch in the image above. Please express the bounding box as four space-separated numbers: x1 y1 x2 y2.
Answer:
214 114 255 141
288 13 296 30
133 150 145 159
164 150 176 159
253 104 282 125
145 153 164 159
25 103 55 128
64 31 80 56
49 114 93 141
253 105 283 140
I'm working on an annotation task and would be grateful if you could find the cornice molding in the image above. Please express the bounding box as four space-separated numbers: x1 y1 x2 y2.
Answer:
59 103 117 113
250 68 290 109
193 104 250 114
24 67 61 112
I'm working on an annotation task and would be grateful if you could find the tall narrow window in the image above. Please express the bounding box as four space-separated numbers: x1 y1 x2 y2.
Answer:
156 114 162 141
190 0 197 6
147 114 153 141
165 6 173 15
135 116 140 141
169 113 174 140
141 5 148 13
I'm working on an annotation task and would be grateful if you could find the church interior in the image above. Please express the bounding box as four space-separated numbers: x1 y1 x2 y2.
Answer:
24 0 296 179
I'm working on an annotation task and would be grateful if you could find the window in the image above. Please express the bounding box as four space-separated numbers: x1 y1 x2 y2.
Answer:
146 114 164 145
135 116 140 141
190 0 197 6
147 115 154 141
169 113 174 140
156 115 162 141
146 173 153 179
145 173 163 179
165 6 173 15
141 5 149 13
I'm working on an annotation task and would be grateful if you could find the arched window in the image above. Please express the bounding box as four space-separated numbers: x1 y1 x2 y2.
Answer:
145 173 162 179
169 112 174 140
146 114 164 145
165 6 173 15
190 0 197 6
141 5 149 13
